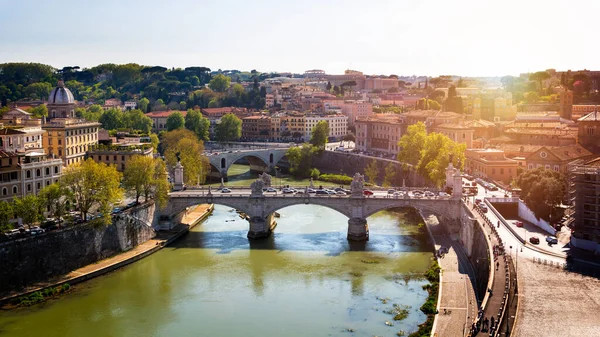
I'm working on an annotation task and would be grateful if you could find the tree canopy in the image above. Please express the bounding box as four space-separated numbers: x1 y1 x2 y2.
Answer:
209 74 231 92
166 111 185 131
215 113 242 142
162 129 209 185
309 120 329 149
286 144 319 178
184 109 210 141
122 155 169 207
517 168 566 221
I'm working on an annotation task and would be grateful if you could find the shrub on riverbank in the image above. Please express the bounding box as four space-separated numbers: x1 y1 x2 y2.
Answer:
409 259 440 337
318 173 352 185
11 283 71 307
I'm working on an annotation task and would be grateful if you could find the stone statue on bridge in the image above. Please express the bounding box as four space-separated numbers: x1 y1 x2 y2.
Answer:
259 172 272 187
251 178 264 196
351 173 365 196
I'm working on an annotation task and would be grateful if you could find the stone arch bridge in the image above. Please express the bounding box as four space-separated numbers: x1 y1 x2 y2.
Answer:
166 188 462 241
207 149 287 180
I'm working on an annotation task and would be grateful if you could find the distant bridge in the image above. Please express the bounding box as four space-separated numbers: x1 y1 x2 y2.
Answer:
206 148 288 180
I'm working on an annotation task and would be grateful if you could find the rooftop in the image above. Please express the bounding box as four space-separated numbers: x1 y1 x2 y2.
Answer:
145 110 188 118
578 107 600 122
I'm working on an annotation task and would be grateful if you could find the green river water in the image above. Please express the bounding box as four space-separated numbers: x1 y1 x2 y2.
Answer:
0 166 434 337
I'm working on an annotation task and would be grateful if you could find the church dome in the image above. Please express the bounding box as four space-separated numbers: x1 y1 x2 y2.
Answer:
48 80 75 104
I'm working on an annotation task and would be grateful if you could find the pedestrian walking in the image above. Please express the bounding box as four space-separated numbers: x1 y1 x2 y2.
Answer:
496 261 499 270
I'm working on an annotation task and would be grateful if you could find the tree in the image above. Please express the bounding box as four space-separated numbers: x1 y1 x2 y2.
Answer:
517 168 566 221
215 113 242 142
163 129 209 185
416 98 441 110
24 82 52 99
286 144 318 178
61 159 123 224
122 155 167 206
123 109 153 133
38 183 72 227
166 111 185 131
457 77 466 88
185 109 210 141
309 120 329 149
82 104 103 121
149 133 159 152
13 195 43 229
529 71 551 94
397 122 427 166
382 163 396 187
138 97 150 113
417 132 466 187
208 74 231 92
0 201 14 233
326 81 332 91
444 85 464 114
26 104 48 118
99 108 123 130
364 159 380 184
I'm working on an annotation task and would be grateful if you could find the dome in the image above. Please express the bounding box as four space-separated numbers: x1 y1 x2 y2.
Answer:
48 80 75 104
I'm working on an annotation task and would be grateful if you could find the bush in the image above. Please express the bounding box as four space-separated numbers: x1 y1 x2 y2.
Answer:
318 173 352 185
310 168 320 179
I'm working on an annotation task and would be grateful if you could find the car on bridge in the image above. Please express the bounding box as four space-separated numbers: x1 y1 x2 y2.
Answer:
282 188 296 194
363 190 374 196
424 191 435 198
264 187 277 193
546 236 558 245
515 221 523 227
478 204 488 212
306 188 316 194
529 236 540 244
387 189 396 194
221 188 232 193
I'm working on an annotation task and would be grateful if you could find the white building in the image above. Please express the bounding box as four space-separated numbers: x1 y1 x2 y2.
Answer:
304 114 348 141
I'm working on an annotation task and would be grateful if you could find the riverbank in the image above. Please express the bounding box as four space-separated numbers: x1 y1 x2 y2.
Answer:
0 204 214 308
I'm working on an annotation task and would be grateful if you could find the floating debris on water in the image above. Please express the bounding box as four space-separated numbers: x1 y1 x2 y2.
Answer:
385 321 394 326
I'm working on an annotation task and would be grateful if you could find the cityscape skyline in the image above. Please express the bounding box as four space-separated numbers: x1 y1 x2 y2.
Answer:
1 0 599 76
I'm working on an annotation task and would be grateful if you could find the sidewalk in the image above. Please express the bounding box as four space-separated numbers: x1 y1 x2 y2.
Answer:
0 204 213 306
423 212 477 337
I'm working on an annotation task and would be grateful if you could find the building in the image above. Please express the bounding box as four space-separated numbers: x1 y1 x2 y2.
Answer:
124 101 137 110
559 88 573 120
0 108 42 127
431 123 474 148
567 157 600 253
364 77 399 91
265 94 275 108
340 100 373 127
87 143 153 172
355 114 407 154
525 144 593 174
304 114 347 141
146 110 187 132
577 107 600 154
242 115 272 140
464 149 519 184
43 81 101 166
323 70 366 89
572 105 599 121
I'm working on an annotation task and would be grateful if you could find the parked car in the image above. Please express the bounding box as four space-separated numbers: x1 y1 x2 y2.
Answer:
306 188 316 194
529 236 540 244
111 207 122 214
439 192 450 197
478 204 488 213
363 190 374 196
515 221 523 228
265 187 277 193
335 191 346 195
282 188 296 194
221 188 231 193
316 190 330 195
424 191 435 197
546 236 558 245
387 189 396 194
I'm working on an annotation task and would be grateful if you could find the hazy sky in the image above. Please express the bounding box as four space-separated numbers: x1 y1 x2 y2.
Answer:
1 0 598 76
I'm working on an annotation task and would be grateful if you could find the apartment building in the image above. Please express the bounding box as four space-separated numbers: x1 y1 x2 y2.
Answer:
146 110 188 132
87 144 153 172
355 114 407 154
568 157 600 253
577 108 600 154
242 115 272 140
525 144 593 174
430 123 474 148
464 149 519 184
304 114 348 141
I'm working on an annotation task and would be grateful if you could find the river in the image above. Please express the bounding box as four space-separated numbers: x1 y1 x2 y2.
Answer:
0 166 434 337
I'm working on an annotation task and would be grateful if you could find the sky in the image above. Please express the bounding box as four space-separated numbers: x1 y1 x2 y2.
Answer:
0 0 598 77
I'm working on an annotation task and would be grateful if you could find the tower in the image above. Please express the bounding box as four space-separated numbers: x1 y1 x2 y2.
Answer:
47 80 75 119
559 87 573 120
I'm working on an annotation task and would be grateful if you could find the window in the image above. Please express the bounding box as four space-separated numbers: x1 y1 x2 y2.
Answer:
122 155 125 161
45 167 50 175
27 184 31 192
545 165 551 170
36 169 41 177
540 151 547 158
54 166 59 174
2 188 6 196
46 180 50 186
554 165 560 172
26 170 31 179
500 168 504 174
12 186 17 194
528 164 533 169
58 139 62 145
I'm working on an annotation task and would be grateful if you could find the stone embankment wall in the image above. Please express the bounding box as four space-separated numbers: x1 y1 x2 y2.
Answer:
312 151 429 186
0 202 156 292
457 203 491 300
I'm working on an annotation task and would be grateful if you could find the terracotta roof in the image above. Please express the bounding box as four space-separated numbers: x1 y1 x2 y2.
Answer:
583 156 600 167
0 150 18 158
488 135 515 143
547 145 592 161
201 107 248 114
464 119 495 128
498 144 544 154
434 123 473 130
145 110 187 118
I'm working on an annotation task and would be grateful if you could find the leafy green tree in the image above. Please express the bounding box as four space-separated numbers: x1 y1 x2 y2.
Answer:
397 122 427 166
123 109 153 133
138 97 150 113
529 71 551 93
163 129 209 185
382 163 396 187
13 195 43 228
99 108 123 130
215 113 242 142
82 104 104 121
26 104 48 118
166 111 185 131
24 82 52 99
417 132 466 187
38 183 72 227
444 85 464 114
149 133 159 153
364 160 380 184
123 155 155 203
286 144 319 178
309 120 329 149
62 159 123 225
517 168 566 220
416 98 441 110
208 99 219 108
208 74 231 92
185 109 210 141
0 201 14 233
326 82 332 91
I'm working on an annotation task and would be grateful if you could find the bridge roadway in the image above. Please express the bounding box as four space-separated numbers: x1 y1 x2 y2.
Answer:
206 148 288 179
167 187 460 241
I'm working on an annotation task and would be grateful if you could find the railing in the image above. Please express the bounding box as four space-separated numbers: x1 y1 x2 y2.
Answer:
170 191 453 201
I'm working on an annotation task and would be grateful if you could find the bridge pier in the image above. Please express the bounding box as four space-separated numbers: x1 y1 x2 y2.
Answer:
347 217 369 241
247 215 276 239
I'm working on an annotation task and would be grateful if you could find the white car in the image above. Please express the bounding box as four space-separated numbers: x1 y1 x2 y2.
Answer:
221 188 231 193
282 188 296 194
265 187 277 193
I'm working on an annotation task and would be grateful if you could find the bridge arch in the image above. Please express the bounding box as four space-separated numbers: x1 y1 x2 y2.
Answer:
207 150 288 179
